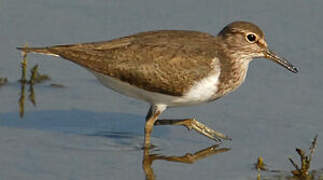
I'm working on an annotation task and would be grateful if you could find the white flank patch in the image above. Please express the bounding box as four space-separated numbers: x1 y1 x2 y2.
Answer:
175 57 221 104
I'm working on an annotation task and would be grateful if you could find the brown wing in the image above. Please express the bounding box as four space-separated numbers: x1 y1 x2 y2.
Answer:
20 30 220 96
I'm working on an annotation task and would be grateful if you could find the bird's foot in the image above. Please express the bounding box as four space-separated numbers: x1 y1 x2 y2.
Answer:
154 118 231 142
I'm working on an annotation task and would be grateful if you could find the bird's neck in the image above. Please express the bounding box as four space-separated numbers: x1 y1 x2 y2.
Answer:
213 54 252 99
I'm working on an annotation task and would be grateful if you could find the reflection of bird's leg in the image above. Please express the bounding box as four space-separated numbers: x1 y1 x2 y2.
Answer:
154 118 231 142
142 144 230 180
153 144 230 163
142 148 155 180
144 105 167 148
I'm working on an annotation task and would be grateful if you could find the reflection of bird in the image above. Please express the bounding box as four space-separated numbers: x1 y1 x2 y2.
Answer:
17 21 298 148
143 144 230 180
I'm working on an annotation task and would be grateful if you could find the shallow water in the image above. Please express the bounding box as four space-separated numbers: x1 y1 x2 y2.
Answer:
1 0 323 179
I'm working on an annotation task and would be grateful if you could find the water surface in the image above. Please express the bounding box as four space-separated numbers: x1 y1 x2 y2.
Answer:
1 0 323 179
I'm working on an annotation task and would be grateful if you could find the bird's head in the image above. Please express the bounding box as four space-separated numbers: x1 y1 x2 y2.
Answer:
218 21 298 73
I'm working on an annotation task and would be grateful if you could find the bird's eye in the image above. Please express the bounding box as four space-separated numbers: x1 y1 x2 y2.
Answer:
246 33 257 43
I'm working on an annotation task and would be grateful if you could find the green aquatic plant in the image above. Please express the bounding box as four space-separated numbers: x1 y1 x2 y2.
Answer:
289 135 318 178
29 65 50 84
255 156 268 171
255 136 321 180
19 45 28 83
17 49 52 117
49 83 65 88
0 77 7 86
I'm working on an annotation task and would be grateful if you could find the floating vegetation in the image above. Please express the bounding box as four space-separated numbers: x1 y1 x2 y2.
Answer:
17 45 61 117
255 156 270 180
0 77 8 87
50 83 65 88
29 65 50 84
18 49 35 117
28 84 36 106
19 47 28 83
255 156 268 171
19 43 51 85
18 80 26 118
289 135 318 178
255 135 321 180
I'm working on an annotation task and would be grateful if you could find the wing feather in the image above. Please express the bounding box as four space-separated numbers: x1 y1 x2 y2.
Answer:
19 30 220 96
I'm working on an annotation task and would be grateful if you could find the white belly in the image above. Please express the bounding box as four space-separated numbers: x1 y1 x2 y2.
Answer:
90 70 220 107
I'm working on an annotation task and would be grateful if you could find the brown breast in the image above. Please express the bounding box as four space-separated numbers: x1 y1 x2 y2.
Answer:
212 56 250 100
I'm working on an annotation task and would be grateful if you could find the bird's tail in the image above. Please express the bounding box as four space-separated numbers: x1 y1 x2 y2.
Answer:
16 47 58 56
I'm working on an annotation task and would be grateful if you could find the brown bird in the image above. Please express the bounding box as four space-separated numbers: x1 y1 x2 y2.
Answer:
17 21 298 148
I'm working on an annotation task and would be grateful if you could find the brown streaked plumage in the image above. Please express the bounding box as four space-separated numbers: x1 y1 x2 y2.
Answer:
19 30 221 96
17 21 298 148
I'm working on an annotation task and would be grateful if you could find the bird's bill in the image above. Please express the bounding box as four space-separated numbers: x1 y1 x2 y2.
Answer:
264 49 298 73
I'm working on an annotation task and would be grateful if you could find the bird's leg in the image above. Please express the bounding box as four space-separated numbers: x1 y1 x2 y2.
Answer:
154 118 231 142
144 104 167 148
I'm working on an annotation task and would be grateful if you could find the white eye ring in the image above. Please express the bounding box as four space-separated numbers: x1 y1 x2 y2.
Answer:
246 33 258 43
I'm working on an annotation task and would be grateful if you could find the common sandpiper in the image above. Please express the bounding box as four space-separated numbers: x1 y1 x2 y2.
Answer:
17 21 298 148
